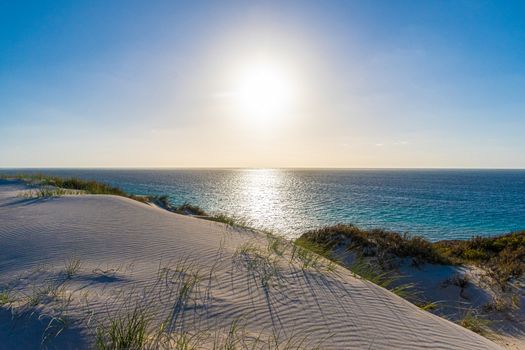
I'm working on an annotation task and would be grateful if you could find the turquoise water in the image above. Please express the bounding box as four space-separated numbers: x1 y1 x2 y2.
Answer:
3 169 525 241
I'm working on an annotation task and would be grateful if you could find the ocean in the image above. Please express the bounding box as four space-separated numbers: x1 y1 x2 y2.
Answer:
3 168 524 241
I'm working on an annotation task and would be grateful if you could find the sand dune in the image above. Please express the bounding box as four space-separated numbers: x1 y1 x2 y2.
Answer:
0 180 501 349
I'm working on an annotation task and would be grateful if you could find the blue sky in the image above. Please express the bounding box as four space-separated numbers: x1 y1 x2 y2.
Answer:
1 0 524 168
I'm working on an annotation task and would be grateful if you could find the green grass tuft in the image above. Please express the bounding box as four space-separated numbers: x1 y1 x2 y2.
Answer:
457 309 492 336
96 305 152 350
0 289 11 305
234 242 280 289
64 256 82 279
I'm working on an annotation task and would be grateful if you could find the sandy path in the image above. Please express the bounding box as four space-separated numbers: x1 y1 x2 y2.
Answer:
0 180 501 349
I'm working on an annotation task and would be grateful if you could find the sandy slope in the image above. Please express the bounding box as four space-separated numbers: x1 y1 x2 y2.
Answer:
0 180 501 349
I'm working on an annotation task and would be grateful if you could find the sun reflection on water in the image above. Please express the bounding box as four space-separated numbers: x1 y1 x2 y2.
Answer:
235 169 284 228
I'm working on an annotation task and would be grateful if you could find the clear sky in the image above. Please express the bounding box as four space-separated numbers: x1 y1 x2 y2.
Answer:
1 0 524 168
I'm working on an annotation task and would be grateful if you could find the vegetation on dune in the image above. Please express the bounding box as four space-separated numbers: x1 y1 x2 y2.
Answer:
150 195 251 228
44 177 128 196
96 304 152 350
297 224 447 265
234 242 281 289
64 256 82 279
0 289 11 305
173 202 208 216
297 224 525 287
90 240 333 348
20 186 85 198
3 173 149 203
435 232 525 288
5 173 253 231
204 213 253 229
457 309 492 337
294 228 416 299
296 223 525 333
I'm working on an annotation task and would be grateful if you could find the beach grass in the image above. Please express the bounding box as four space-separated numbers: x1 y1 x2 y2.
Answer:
458 309 492 336
234 242 281 289
20 187 84 198
149 196 207 216
203 213 253 230
95 304 152 350
3 173 149 203
149 195 253 230
174 203 208 216
0 289 11 305
64 256 82 279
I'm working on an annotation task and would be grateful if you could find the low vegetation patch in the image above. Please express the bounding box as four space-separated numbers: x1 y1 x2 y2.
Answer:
4 173 149 203
151 195 251 229
20 187 85 198
0 289 11 305
205 213 253 229
234 242 281 289
297 224 447 266
298 224 525 288
297 223 525 336
64 256 82 279
483 295 521 313
96 304 152 350
435 231 525 288
149 196 208 216
173 202 208 216
457 309 492 336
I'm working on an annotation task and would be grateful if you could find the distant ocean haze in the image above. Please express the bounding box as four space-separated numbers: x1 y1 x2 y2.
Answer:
4 168 525 241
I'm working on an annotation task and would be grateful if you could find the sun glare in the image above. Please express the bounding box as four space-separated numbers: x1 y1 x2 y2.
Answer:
234 61 294 124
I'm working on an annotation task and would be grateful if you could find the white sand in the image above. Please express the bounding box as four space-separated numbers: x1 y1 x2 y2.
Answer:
0 180 501 349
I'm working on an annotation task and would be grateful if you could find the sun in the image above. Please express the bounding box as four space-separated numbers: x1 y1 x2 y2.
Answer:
234 61 294 124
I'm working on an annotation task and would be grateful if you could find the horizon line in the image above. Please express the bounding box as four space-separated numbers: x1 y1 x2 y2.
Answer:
1 166 525 171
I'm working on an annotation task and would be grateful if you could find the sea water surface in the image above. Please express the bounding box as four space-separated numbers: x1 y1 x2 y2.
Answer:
3 169 525 241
